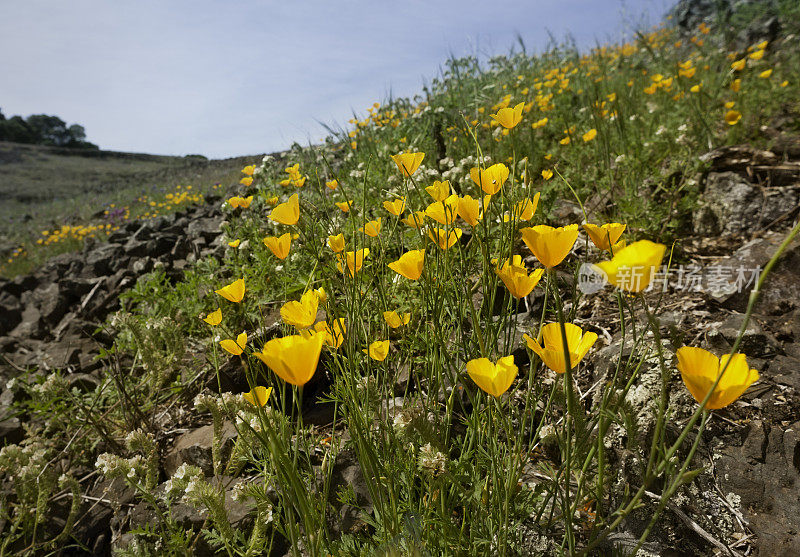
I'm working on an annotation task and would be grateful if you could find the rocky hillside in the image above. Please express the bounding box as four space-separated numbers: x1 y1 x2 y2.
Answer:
2 2 800 555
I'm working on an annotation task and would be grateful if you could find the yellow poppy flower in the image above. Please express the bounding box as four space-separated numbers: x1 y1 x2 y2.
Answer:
425 195 460 225
748 49 764 60
583 223 626 252
511 194 540 221
524 323 597 374
228 239 241 248
239 177 253 186
337 248 370 276
541 169 553 180
388 249 425 280
391 152 425 177
428 227 463 250
269 194 299 225
360 218 382 237
519 224 579 268
255 333 325 386
531 117 548 129
401 211 426 229
457 195 483 226
425 180 451 201
241 165 255 176
220 331 247 356
724 109 742 126
364 340 390 361
593 239 666 292
243 386 272 407
759 69 772 79
326 179 339 190
676 347 759 410
582 128 597 142
490 102 525 129
228 196 253 209
730 78 741 92
203 308 222 326
495 255 545 299
215 278 245 303
263 233 292 259
690 84 701 93
328 233 345 253
731 59 746 71
335 200 353 213
470 163 510 195
383 197 406 216
466 356 518 397
280 290 321 330
309 318 346 349
383 311 411 328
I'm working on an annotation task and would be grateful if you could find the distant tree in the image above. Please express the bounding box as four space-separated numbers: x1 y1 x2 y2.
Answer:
0 110 97 149
26 114 71 146
67 124 86 142
0 115 37 143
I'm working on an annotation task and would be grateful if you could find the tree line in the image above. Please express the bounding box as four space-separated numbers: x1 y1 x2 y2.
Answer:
0 108 98 149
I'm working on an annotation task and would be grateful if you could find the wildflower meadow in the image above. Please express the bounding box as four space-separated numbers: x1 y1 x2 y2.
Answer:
2 3 800 556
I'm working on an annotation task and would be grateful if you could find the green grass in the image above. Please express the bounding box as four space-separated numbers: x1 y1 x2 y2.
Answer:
0 141 263 276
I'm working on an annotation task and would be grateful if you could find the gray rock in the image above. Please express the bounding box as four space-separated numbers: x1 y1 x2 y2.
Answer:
3 274 38 297
129 476 252 526
0 292 22 335
0 415 23 444
35 283 71 327
716 420 800 556
130 257 153 275
705 232 800 314
707 312 777 357
769 355 800 391
10 305 46 339
693 172 800 236
84 242 125 276
327 448 373 538
123 238 149 258
163 422 238 477
171 236 193 259
187 217 223 243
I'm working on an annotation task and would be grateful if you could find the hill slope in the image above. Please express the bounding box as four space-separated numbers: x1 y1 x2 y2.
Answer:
0 141 263 275
0 141 259 237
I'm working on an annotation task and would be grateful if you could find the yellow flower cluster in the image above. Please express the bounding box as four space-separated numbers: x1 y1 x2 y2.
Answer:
259 147 755 409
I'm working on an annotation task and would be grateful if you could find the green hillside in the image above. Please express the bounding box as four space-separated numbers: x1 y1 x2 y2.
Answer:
0 141 261 275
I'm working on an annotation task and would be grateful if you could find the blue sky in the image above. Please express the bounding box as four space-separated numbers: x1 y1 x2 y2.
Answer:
0 0 671 158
